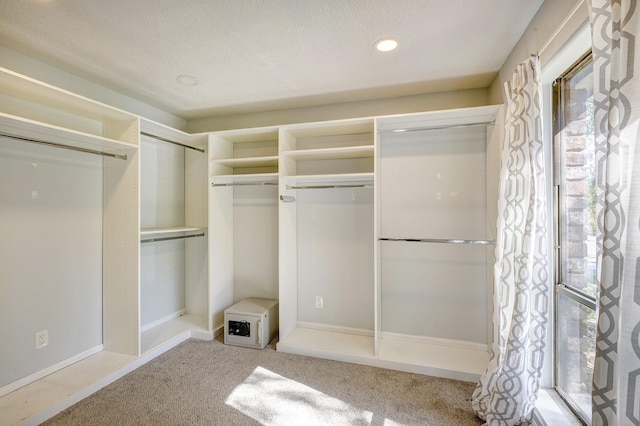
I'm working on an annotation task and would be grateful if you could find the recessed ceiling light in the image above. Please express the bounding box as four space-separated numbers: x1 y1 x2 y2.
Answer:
374 38 399 52
176 75 198 86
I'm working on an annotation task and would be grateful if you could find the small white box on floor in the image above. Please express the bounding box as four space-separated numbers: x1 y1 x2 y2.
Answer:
224 298 279 349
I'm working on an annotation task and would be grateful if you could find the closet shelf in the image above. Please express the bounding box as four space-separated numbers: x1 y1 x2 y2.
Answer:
211 172 279 186
0 67 135 123
282 145 374 161
282 172 374 187
140 226 207 236
214 155 278 168
0 112 137 156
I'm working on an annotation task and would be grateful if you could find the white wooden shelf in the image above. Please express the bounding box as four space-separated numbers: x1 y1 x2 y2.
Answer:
141 314 210 354
282 172 374 187
214 155 278 168
0 67 135 123
0 350 137 426
276 327 488 382
140 119 207 152
282 145 374 161
0 112 136 156
140 226 206 236
211 172 279 185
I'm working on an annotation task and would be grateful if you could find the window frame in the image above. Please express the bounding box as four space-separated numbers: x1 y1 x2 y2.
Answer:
551 49 596 426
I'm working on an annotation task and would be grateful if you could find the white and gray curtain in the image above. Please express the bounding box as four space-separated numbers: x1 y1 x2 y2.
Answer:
471 55 549 425
587 0 640 425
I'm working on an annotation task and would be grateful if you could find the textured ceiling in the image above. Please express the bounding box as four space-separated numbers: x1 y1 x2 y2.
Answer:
0 0 543 119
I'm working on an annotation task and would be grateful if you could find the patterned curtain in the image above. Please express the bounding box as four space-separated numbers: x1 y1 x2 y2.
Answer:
587 1 640 425
471 55 549 425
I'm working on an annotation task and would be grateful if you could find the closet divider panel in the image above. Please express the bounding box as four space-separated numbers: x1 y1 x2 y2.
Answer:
103 138 140 356
184 145 210 329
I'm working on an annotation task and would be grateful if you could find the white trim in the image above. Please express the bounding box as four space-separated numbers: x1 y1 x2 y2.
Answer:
297 321 374 337
533 389 583 426
0 344 103 398
380 331 488 352
140 309 186 333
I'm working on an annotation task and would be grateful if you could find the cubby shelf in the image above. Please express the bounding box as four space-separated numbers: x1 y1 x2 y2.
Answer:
282 172 374 186
282 145 374 161
213 155 278 168
140 227 207 236
211 172 279 186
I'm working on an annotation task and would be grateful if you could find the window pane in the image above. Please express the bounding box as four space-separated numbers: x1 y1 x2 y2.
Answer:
557 58 597 298
556 292 596 423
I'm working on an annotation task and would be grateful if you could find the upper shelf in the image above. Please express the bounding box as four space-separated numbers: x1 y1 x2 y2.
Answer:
211 172 279 186
0 67 139 146
0 112 137 157
140 226 207 236
214 155 278 168
282 145 374 161
376 105 501 133
140 119 207 152
282 172 374 187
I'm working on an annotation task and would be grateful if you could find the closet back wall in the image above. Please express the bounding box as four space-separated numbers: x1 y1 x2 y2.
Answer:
233 185 278 302
0 138 102 388
140 136 186 328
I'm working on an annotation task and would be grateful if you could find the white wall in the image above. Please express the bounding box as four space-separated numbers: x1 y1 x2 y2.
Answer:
233 186 279 303
187 88 489 132
0 137 103 388
487 0 587 104
0 45 186 131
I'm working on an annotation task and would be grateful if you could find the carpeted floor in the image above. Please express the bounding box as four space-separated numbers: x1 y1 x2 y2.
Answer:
43 336 483 425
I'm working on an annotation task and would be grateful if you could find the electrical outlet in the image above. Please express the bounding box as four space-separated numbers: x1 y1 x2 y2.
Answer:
315 296 323 309
35 330 48 350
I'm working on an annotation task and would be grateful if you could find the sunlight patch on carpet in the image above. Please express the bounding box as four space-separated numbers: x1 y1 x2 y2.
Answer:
225 366 373 425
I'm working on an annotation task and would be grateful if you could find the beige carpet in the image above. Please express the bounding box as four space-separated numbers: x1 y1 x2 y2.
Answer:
43 336 483 425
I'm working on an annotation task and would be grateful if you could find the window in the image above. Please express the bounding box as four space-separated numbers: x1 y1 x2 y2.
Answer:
552 51 596 425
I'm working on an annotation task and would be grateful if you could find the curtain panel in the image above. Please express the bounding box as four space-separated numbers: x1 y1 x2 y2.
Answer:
471 55 549 425
587 1 640 425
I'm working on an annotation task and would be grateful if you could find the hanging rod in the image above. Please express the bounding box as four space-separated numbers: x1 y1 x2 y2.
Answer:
0 132 127 160
286 183 373 190
379 120 495 134
140 233 205 244
140 131 205 153
212 181 278 187
379 237 495 245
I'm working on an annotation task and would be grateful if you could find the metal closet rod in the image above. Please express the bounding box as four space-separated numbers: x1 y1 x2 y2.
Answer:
379 120 495 134
379 237 495 245
212 181 278 187
140 131 205 153
140 233 205 244
0 132 127 160
286 183 373 190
